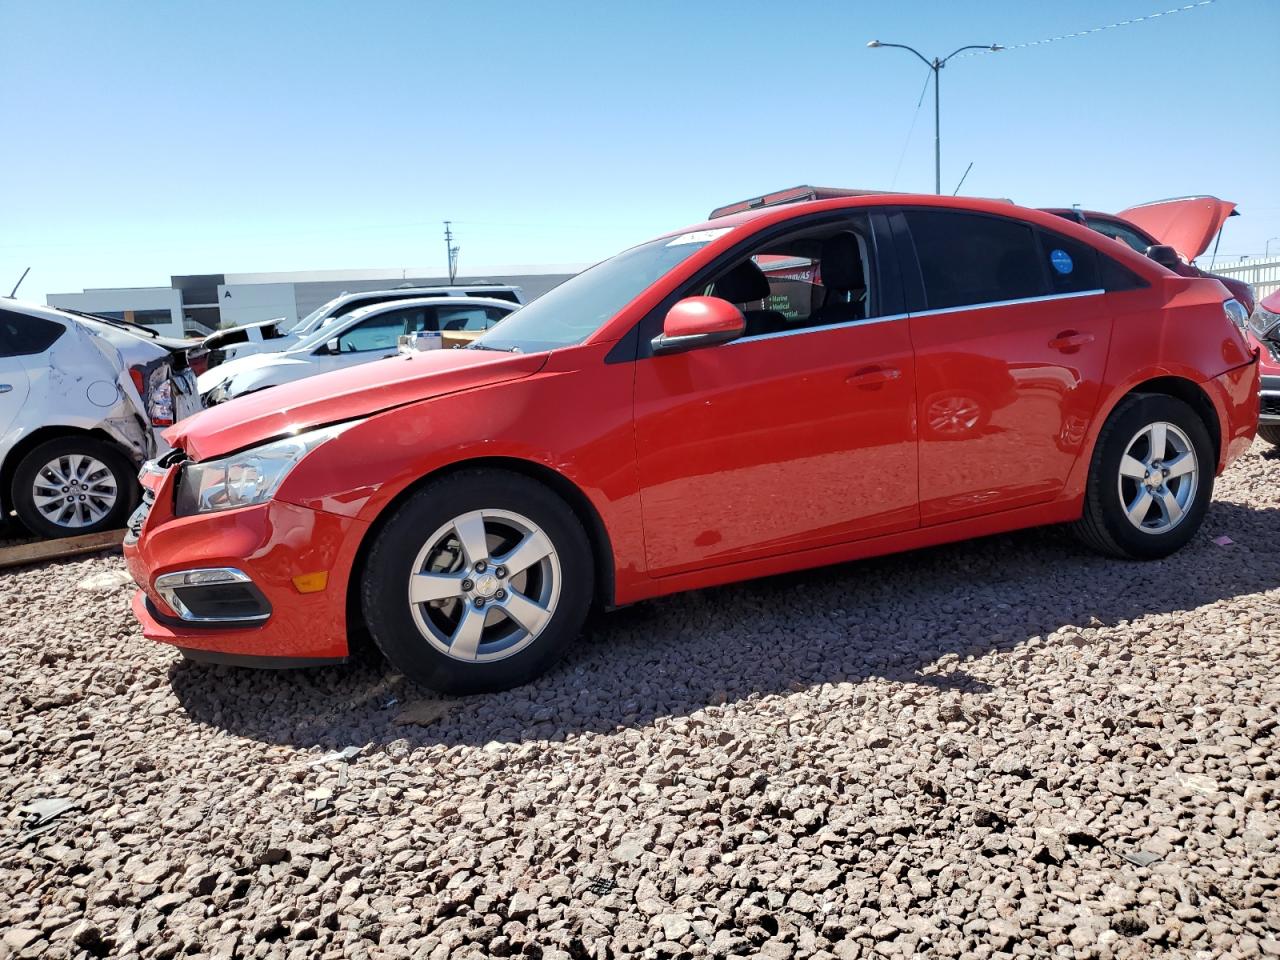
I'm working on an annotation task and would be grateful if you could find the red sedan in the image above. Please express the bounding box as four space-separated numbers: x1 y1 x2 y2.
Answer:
124 195 1260 693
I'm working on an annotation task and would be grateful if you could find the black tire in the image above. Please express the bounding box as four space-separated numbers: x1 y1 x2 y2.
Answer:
361 469 594 695
1072 394 1214 560
1259 425 1280 448
11 437 139 539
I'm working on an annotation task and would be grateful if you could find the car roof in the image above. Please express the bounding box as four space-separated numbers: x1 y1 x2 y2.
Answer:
332 284 519 303
2 298 84 326
341 296 519 320
660 193 1102 242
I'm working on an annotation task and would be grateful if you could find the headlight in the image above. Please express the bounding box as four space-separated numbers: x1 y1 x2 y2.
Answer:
1223 298 1249 333
175 422 360 516
1248 303 1280 339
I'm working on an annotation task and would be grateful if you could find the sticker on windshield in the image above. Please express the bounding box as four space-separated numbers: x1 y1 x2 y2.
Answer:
666 228 733 247
1050 249 1074 275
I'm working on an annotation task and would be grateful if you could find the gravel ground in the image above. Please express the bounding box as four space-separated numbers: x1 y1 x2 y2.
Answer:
2 443 1279 960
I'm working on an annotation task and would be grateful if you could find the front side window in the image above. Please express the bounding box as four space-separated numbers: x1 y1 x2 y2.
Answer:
434 305 508 332
904 210 1046 310
0 310 66 357
693 218 877 338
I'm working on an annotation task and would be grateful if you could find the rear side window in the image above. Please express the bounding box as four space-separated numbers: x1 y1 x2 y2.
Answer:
0 309 66 357
1036 230 1100 295
433 305 509 332
903 210 1046 310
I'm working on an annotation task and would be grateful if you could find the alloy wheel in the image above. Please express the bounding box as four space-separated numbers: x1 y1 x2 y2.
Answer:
31 454 119 529
406 509 562 663
928 395 982 435
1116 421 1198 534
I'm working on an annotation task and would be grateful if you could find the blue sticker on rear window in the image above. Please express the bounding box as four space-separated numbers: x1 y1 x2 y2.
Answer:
1050 249 1073 275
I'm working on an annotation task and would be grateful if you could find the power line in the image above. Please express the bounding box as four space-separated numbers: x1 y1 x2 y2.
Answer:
889 68 933 190
958 0 1219 57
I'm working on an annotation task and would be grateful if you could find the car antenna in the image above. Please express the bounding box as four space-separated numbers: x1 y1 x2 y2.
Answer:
7 266 30 298
951 162 973 196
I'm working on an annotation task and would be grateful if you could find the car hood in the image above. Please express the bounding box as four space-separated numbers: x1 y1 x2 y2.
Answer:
196 351 303 393
1117 196 1237 262
170 348 548 461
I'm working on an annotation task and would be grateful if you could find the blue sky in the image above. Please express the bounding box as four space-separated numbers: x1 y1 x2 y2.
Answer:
2 0 1277 301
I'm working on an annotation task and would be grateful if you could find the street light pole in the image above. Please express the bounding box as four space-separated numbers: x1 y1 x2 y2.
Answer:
867 40 1003 195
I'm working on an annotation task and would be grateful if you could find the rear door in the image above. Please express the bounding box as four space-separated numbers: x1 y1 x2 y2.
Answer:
897 209 1113 524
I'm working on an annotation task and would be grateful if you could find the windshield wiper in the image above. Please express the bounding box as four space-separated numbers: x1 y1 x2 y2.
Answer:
467 343 522 353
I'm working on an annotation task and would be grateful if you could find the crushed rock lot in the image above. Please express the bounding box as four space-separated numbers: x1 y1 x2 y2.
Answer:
2 446 1279 960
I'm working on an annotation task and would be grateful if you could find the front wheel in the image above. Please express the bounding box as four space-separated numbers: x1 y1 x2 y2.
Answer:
1072 394 1214 559
361 470 593 695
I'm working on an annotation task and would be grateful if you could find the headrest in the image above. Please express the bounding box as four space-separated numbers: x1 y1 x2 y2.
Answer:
713 259 771 303
820 233 866 290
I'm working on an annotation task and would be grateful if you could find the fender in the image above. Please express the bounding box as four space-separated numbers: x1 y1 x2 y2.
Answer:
274 340 648 601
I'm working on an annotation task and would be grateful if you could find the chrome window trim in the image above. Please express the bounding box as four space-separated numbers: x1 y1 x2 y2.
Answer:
154 567 271 624
732 312 910 345
908 288 1105 320
722 289 1106 347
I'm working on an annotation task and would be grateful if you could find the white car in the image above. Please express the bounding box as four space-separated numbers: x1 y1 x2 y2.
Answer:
198 297 518 404
0 301 201 538
203 284 523 368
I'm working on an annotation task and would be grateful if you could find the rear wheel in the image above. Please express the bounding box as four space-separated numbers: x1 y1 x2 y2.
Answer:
11 437 138 539
361 470 593 695
1073 394 1214 559
1258 425 1280 448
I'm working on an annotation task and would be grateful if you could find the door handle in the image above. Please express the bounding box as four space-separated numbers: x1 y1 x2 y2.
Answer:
1048 331 1095 353
0 384 11 394
846 366 901 388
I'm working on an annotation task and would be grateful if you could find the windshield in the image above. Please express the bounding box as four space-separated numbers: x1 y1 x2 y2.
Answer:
284 295 345 336
469 231 726 353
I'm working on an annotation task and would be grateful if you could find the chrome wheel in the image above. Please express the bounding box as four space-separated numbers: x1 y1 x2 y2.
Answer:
407 509 561 663
31 454 119 529
1117 421 1198 534
928 395 982 435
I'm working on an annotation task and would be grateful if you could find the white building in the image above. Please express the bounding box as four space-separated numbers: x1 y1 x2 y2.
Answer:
45 286 189 339
48 263 585 338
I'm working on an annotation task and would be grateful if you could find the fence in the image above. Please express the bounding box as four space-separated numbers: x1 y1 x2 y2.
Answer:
1197 256 1280 302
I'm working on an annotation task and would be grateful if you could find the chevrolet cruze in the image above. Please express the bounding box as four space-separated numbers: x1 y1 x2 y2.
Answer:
124 195 1260 693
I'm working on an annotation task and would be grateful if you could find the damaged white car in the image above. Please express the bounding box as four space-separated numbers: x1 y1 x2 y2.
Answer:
0 301 201 538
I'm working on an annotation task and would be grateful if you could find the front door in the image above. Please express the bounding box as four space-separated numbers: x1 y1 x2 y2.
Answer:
318 305 430 372
633 218 918 577
900 209 1113 524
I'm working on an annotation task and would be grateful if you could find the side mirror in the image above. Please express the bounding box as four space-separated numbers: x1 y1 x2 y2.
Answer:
325 337 341 355
1145 244 1181 270
651 297 746 355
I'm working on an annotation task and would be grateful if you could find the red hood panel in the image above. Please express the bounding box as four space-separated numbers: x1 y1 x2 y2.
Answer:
168 349 548 461
1117 196 1236 261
